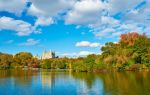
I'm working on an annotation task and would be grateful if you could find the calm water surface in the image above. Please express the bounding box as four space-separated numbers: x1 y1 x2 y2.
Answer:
0 70 149 95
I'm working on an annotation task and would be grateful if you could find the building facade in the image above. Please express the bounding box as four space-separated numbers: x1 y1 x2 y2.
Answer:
41 50 55 60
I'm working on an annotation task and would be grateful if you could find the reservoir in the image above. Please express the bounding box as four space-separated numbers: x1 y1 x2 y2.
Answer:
0 70 149 95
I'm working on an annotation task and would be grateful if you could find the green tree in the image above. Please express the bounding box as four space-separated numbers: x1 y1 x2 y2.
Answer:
41 59 52 69
13 52 33 66
0 53 13 69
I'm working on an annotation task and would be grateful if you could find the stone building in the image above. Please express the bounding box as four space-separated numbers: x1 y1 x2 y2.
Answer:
41 50 55 60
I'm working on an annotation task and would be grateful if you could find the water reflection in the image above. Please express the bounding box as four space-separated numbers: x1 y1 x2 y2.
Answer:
101 71 150 95
0 70 38 86
41 71 55 88
0 70 149 95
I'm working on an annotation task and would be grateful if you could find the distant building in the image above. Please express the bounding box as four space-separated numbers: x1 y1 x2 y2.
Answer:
41 50 56 60
34 54 40 59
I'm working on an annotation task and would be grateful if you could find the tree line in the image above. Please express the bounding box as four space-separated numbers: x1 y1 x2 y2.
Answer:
0 52 39 69
1 32 150 71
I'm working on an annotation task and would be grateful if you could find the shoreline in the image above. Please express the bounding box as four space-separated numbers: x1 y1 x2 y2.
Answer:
0 67 149 73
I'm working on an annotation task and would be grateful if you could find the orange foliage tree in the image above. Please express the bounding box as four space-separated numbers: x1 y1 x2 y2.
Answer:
120 32 146 46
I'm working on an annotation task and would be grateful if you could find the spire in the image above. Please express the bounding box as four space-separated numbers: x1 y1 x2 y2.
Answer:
41 49 56 59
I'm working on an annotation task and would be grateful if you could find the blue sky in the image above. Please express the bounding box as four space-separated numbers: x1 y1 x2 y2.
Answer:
0 0 150 57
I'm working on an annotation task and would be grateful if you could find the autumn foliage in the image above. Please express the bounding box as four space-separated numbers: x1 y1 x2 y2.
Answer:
0 32 150 71
120 32 146 46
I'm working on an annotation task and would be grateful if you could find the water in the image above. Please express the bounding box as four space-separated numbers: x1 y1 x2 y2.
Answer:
0 70 149 95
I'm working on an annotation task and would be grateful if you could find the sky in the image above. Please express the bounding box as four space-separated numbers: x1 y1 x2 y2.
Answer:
0 0 150 57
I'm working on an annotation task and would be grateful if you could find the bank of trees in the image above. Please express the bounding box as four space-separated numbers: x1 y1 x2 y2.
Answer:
0 53 13 69
60 32 150 71
0 32 150 71
41 58 68 69
0 52 39 69
100 32 150 70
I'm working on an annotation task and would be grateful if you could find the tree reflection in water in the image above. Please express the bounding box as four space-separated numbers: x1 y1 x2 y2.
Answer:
0 69 38 86
72 71 150 95
0 70 150 95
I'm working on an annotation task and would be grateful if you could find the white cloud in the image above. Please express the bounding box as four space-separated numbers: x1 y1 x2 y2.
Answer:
90 43 101 48
35 17 54 26
78 51 94 56
106 0 144 15
94 22 146 38
0 0 26 15
95 28 116 37
101 16 120 25
65 0 106 25
28 0 75 17
76 41 101 48
27 4 44 18
27 0 76 27
64 0 150 39
60 52 77 58
0 16 40 36
76 41 90 47
19 38 40 46
1 0 150 39
119 23 143 31
122 1 150 27
60 51 97 58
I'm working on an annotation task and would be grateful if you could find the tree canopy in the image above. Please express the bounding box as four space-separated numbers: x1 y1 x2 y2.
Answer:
0 32 150 71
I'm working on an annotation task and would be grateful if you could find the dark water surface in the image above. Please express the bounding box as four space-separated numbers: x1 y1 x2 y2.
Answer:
0 70 149 95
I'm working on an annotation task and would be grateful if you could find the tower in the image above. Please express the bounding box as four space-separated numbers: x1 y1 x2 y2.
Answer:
41 50 56 60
